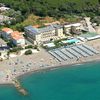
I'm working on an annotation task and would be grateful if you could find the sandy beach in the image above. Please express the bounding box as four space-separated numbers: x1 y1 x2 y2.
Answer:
0 39 100 85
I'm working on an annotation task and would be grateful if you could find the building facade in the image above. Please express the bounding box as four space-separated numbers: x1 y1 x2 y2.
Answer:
1 28 13 40
10 31 25 46
0 7 10 12
64 23 81 35
24 24 64 45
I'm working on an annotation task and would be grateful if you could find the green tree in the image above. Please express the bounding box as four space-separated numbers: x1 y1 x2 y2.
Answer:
25 50 32 55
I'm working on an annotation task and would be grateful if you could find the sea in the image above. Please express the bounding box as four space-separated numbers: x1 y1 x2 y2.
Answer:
0 61 100 100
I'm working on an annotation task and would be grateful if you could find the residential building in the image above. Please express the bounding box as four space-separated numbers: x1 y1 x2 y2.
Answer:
0 38 9 58
0 14 12 25
10 31 25 46
0 7 10 12
1 28 13 39
0 38 7 46
24 24 64 45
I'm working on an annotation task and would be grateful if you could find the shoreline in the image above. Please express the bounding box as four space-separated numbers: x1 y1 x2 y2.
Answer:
17 55 100 79
1 54 100 85
0 39 100 85
18 58 100 80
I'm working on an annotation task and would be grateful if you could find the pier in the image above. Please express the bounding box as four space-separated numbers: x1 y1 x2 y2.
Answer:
12 79 28 96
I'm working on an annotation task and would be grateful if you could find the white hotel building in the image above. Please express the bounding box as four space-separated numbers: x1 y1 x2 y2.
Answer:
24 24 64 45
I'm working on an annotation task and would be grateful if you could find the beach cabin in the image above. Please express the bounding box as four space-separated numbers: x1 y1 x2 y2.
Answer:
43 43 55 48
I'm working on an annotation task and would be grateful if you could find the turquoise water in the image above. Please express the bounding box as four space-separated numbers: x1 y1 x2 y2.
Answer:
63 38 80 44
0 62 100 100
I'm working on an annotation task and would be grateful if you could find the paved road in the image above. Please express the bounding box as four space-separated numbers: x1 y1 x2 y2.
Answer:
84 17 96 33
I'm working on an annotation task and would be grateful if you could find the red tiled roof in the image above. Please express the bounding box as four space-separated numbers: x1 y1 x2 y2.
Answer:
11 31 24 40
2 28 13 33
33 25 40 28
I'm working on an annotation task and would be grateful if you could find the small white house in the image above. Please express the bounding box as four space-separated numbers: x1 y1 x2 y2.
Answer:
43 43 55 48
11 31 25 46
0 7 10 12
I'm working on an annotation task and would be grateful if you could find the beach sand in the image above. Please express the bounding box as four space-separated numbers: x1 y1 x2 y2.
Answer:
0 39 100 84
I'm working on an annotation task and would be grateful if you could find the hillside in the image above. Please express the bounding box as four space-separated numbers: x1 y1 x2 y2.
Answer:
0 0 100 31
1 0 99 18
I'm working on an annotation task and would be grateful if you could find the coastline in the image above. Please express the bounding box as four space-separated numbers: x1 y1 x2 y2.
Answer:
1 53 100 85
18 58 100 80
0 39 100 85
16 54 100 80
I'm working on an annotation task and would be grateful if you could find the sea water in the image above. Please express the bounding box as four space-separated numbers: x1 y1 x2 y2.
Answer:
0 61 100 100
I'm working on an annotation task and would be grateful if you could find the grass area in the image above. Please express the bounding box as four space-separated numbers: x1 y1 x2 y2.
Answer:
10 14 80 31
22 14 56 26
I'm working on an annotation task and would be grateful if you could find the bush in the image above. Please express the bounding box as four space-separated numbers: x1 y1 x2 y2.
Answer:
25 50 32 55
33 45 40 51
34 45 38 49
9 47 23 52
25 45 33 49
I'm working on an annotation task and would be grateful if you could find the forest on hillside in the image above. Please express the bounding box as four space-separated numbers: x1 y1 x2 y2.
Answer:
1 0 100 31
1 0 100 18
